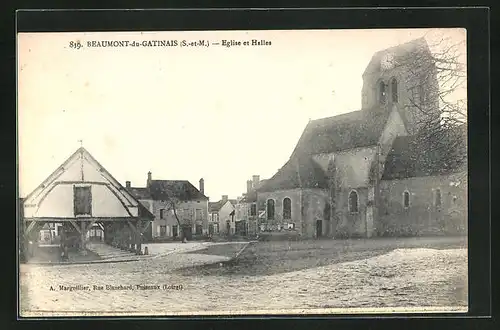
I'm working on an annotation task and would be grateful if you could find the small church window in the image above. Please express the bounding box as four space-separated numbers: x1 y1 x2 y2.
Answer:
379 81 387 104
160 209 165 219
283 198 291 220
391 78 398 103
435 189 442 210
74 186 92 216
403 190 410 208
267 199 275 220
349 190 359 213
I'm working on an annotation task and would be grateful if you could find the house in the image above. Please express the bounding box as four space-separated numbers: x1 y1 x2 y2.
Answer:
126 174 209 240
255 38 467 239
21 147 154 257
209 195 237 235
235 175 267 236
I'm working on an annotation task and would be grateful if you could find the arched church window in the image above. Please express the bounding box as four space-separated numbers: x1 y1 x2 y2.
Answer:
391 78 398 103
267 199 275 220
283 198 291 220
403 190 410 208
349 190 359 213
379 81 387 104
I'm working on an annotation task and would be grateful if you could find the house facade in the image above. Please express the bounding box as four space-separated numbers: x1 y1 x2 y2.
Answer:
209 195 236 235
255 38 467 239
127 174 209 240
235 175 266 236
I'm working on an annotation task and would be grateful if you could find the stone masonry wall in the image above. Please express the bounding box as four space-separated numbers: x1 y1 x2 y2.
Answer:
378 172 467 236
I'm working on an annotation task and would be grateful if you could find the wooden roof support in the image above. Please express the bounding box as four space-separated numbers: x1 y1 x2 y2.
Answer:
24 221 38 237
140 220 151 234
68 220 82 234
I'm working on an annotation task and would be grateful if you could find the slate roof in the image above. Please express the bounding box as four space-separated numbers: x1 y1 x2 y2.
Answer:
257 156 329 193
128 180 208 202
382 125 467 180
290 108 390 159
363 37 429 76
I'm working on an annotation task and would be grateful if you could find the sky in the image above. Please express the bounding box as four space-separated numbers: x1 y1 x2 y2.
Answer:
17 28 466 200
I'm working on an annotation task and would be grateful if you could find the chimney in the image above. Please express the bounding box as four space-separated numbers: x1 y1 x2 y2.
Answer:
252 175 260 188
147 171 152 187
246 180 253 193
125 181 131 189
199 178 205 195
222 195 228 203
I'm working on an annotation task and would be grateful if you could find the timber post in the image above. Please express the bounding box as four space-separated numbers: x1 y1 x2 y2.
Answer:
80 221 87 255
136 220 142 255
121 223 127 250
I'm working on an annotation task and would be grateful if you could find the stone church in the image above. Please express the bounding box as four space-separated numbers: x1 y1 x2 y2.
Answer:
255 38 467 239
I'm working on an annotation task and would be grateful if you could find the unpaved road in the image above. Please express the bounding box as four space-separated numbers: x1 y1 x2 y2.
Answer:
19 236 467 316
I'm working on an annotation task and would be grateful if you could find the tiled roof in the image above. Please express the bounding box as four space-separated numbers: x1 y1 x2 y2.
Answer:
128 180 208 202
149 180 208 201
257 156 329 193
209 199 236 212
290 108 390 158
209 201 224 212
382 125 467 180
127 187 152 200
258 108 390 193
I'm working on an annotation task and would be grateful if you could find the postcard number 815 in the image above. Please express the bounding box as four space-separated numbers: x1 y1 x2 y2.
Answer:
69 41 83 49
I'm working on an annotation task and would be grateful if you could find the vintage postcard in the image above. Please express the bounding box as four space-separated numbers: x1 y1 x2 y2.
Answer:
18 28 468 317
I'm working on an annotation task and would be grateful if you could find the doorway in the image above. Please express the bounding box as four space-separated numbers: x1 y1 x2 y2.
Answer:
316 220 323 238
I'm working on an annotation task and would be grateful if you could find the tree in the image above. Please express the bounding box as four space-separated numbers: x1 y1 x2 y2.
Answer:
152 182 191 243
391 32 468 179
163 197 189 243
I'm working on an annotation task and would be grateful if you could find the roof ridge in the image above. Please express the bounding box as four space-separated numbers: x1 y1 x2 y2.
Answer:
372 37 427 56
310 109 364 123
151 179 189 182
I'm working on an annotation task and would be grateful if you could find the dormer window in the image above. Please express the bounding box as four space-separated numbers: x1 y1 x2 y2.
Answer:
379 81 387 104
391 78 398 103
